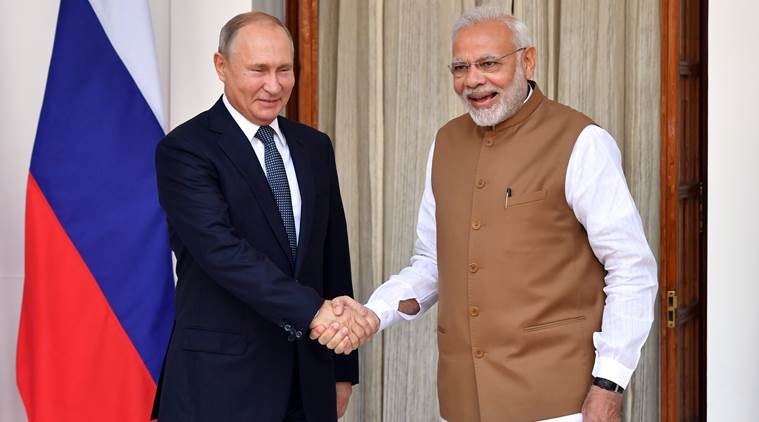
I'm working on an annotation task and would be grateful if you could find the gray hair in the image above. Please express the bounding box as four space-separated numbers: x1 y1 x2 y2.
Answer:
451 6 533 49
218 12 294 56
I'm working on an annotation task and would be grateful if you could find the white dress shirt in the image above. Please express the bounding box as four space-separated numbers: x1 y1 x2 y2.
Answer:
366 114 658 391
222 95 302 241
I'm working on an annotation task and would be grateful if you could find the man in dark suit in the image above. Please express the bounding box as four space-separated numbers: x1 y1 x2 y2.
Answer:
152 12 375 422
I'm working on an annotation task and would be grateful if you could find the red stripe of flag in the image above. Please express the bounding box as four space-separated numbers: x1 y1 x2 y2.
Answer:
17 175 156 421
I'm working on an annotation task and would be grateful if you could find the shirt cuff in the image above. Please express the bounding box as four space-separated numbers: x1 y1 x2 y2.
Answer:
591 355 635 388
365 282 424 332
365 299 397 331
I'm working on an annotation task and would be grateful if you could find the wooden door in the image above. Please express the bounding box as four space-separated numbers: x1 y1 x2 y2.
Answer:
660 0 707 420
285 0 319 128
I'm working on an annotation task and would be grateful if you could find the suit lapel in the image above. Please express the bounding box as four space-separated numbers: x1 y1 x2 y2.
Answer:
209 99 292 262
279 117 315 278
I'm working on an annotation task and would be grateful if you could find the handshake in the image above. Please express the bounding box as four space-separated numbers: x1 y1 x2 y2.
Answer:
309 296 380 355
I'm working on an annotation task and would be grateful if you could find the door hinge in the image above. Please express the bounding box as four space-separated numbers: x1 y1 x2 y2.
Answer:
667 290 678 328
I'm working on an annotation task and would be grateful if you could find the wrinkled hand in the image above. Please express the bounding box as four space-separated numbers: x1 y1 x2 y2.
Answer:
310 296 379 354
336 381 352 418
581 385 622 422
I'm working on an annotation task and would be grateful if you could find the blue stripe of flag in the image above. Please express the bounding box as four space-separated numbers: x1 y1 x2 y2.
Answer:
30 0 174 381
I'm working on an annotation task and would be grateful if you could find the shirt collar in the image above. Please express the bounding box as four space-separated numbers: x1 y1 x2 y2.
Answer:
524 81 533 103
222 94 286 146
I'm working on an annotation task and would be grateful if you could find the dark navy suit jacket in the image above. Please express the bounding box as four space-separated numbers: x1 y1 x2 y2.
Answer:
152 98 358 422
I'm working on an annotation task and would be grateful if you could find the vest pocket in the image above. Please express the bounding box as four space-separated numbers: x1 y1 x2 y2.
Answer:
523 315 586 332
505 189 546 208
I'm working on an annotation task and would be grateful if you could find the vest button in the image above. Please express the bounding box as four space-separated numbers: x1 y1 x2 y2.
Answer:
475 178 486 189
468 263 479 273
470 306 480 317
484 139 494 147
471 219 481 230
474 348 485 359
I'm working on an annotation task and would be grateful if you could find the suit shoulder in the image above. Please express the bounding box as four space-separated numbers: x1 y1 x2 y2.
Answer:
279 116 330 139
278 116 333 149
161 110 214 147
164 112 211 139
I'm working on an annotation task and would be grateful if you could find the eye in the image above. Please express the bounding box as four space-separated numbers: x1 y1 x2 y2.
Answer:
478 60 500 71
451 63 469 74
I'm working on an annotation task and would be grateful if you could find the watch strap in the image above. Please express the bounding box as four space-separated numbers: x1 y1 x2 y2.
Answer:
592 377 624 394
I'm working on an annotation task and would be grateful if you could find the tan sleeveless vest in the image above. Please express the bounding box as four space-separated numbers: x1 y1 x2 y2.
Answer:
433 85 606 422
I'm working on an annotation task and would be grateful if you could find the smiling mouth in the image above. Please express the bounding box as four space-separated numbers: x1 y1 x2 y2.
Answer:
467 92 498 107
257 98 281 106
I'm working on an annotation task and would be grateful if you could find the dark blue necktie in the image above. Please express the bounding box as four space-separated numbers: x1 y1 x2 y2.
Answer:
255 126 297 263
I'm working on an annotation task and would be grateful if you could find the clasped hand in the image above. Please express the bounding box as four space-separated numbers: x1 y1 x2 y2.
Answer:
309 296 379 354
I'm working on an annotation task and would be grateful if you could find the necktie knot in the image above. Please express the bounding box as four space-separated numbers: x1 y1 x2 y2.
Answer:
255 125 276 147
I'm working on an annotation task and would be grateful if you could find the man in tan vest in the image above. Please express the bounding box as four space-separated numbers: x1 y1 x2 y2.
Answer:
310 6 657 422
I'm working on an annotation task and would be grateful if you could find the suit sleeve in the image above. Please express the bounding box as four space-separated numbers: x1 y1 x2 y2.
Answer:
320 135 359 384
155 136 323 333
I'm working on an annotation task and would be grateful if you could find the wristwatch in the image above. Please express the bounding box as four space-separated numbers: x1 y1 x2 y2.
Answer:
592 377 624 394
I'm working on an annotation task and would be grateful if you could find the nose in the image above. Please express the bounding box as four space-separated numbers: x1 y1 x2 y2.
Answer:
263 71 282 95
463 66 486 89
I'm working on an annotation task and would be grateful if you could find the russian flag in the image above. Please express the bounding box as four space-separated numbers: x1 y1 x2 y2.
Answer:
16 0 174 420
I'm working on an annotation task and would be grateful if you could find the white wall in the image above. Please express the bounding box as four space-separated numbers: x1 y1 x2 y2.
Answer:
0 2 58 420
0 1 280 421
708 0 759 419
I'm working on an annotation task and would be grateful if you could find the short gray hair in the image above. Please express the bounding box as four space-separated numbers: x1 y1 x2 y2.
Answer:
218 12 294 56
451 6 533 49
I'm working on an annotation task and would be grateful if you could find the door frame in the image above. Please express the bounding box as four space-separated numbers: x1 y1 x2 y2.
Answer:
285 0 319 128
660 0 708 420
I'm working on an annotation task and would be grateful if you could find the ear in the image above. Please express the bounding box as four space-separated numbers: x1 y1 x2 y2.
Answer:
213 52 227 83
521 46 537 80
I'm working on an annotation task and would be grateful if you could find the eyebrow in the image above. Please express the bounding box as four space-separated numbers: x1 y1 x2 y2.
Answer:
451 53 501 63
246 62 293 70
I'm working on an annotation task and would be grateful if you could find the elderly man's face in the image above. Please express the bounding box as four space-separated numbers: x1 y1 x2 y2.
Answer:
452 20 535 126
214 23 294 126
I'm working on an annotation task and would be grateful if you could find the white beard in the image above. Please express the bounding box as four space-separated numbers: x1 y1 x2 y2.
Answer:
460 63 528 127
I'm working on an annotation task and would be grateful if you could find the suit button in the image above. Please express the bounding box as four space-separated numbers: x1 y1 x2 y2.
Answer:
474 348 485 359
468 263 479 273
475 178 486 189
471 219 481 230
484 139 494 147
470 306 480 317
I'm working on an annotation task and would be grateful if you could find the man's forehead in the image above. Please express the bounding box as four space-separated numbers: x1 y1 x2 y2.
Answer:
452 22 514 58
228 24 294 59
